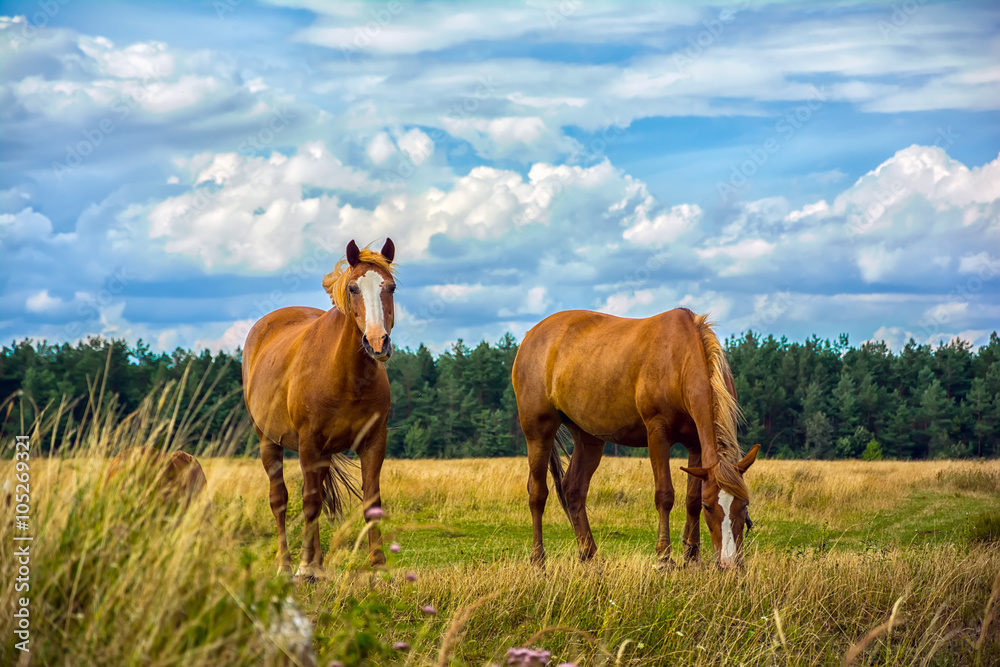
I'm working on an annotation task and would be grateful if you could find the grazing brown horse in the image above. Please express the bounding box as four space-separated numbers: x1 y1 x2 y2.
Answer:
242 239 396 580
512 307 760 569
105 446 207 508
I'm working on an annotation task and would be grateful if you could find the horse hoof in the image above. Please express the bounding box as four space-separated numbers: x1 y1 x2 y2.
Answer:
293 566 318 585
654 558 676 573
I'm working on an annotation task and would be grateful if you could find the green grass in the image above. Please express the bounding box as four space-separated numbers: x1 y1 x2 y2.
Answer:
4 455 1000 666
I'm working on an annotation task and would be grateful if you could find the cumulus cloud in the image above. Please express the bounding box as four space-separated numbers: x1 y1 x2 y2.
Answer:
366 132 396 164
2 27 235 120
396 128 434 165
1 4 998 352
599 290 654 316
25 290 62 313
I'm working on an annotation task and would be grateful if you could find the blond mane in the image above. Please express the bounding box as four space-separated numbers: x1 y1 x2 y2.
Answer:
694 313 748 499
322 246 396 314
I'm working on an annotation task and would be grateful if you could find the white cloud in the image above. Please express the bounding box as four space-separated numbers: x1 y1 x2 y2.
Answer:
396 128 434 165
2 24 243 122
366 132 396 164
600 290 654 316
430 284 483 300
518 286 549 315
786 200 830 223
0 208 54 242
623 203 700 246
856 244 903 283
923 301 969 324
148 142 374 271
958 251 1000 275
697 238 776 276
194 319 254 352
25 290 62 313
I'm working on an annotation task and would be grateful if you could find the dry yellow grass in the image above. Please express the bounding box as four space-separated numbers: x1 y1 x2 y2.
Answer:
3 451 999 666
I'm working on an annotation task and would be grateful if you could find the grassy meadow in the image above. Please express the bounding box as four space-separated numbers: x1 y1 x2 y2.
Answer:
3 451 1000 666
1 376 999 666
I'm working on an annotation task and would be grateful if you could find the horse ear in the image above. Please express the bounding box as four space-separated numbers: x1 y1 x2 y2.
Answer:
680 466 709 481
380 237 395 263
737 444 761 474
346 240 361 267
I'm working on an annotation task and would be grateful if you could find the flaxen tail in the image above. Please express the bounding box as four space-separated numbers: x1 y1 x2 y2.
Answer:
693 314 749 498
320 453 362 518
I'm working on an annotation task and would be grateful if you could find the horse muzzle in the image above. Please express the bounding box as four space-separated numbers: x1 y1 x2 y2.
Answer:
362 335 392 362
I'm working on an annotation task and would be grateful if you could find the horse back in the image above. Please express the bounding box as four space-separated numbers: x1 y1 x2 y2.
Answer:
513 308 707 443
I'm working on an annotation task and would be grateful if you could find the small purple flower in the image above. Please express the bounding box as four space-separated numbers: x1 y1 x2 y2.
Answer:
328 662 345 667
422 604 437 615
405 572 417 582
392 641 410 651
364 507 386 521
389 542 401 553
506 647 552 666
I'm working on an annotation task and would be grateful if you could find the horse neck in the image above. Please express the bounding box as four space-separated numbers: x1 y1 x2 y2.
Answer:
329 311 380 382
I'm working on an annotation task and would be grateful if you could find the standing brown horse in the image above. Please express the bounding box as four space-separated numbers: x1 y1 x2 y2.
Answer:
242 239 396 580
512 307 760 569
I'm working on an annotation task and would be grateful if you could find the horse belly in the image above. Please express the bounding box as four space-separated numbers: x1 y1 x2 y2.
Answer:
552 374 645 444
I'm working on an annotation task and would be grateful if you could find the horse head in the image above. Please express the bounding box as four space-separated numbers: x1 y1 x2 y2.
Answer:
681 444 760 569
338 238 396 362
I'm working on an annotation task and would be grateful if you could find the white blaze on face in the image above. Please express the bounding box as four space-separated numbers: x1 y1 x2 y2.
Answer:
719 490 737 563
356 270 386 336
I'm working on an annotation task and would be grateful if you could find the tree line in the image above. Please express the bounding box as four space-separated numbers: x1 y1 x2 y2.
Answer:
1 330 998 459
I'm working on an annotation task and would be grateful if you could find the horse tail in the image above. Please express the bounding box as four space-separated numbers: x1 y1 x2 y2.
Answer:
320 453 362 518
549 425 573 523
693 314 745 485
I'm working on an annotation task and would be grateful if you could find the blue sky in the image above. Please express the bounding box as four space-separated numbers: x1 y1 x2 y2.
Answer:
1 0 998 353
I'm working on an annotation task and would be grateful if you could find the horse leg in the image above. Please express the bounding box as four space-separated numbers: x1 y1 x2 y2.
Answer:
563 429 604 561
260 436 292 576
647 421 677 568
682 447 703 565
523 415 559 566
358 429 387 568
296 441 325 582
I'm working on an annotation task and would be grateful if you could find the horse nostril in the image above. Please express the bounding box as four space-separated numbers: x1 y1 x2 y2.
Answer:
382 334 390 348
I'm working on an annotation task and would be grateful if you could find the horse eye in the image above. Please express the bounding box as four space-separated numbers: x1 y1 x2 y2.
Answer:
386 284 396 294
349 285 359 295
